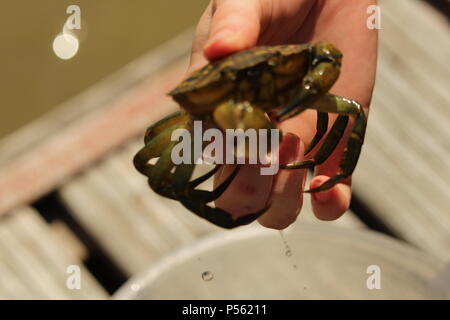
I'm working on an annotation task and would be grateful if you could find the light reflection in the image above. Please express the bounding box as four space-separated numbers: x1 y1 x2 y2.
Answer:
52 32 79 60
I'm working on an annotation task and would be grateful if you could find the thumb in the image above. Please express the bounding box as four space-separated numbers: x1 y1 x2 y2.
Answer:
204 0 262 60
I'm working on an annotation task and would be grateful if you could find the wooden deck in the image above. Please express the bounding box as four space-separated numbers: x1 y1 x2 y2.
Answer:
0 0 449 299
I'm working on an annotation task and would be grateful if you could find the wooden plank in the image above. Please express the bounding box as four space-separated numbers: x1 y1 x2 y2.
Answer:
50 220 88 261
0 259 35 299
381 0 450 67
380 0 450 115
59 171 161 275
353 0 450 259
0 30 194 216
0 207 107 299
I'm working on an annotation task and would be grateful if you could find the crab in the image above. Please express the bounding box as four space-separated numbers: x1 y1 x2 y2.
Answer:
134 41 367 229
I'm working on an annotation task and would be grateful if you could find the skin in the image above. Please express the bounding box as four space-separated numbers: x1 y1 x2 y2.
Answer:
186 0 378 229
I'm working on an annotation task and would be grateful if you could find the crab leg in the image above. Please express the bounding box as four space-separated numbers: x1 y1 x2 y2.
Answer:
281 113 348 169
136 116 265 228
281 93 367 193
181 166 269 229
144 110 188 144
181 198 269 229
307 98 367 193
189 165 222 188
189 166 241 203
304 111 329 155
135 111 227 197
134 109 191 195
134 122 185 199
171 162 239 203
170 142 268 229
134 124 180 177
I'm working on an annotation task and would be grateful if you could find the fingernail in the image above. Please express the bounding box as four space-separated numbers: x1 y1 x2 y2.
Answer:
312 190 332 203
284 132 298 139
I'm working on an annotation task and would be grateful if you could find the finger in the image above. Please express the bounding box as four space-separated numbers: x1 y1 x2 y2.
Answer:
310 174 351 221
303 0 377 221
303 0 378 109
203 0 262 60
258 0 317 45
258 133 307 230
187 2 213 74
308 113 353 220
213 164 273 221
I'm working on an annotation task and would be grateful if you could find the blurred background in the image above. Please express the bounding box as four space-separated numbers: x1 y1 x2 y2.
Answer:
0 0 449 300
0 0 208 138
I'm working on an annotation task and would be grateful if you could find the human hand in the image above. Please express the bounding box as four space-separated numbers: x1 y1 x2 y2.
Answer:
186 0 378 229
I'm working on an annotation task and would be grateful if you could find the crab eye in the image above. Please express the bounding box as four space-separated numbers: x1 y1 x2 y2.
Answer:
313 42 342 65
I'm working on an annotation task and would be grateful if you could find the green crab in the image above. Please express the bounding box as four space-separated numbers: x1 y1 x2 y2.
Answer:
134 41 367 229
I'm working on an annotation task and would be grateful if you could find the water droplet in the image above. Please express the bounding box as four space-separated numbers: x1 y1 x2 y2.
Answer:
279 230 293 258
202 271 214 281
